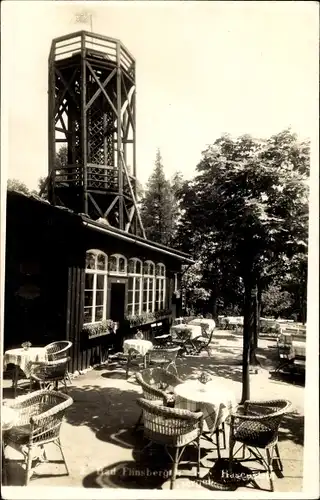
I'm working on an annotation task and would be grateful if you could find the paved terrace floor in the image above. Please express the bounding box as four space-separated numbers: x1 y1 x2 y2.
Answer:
2 330 305 495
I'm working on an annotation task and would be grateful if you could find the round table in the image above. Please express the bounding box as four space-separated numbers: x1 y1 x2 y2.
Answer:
123 339 153 356
174 379 237 433
171 324 202 340
3 347 48 397
2 405 18 431
123 339 153 379
188 318 216 332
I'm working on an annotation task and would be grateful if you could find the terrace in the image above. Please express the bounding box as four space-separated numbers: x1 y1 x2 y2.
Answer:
2 328 304 494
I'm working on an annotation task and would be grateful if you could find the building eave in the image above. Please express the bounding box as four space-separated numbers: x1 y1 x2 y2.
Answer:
81 217 195 264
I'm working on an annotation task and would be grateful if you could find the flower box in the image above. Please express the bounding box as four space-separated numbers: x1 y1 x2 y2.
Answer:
124 309 172 328
82 320 115 340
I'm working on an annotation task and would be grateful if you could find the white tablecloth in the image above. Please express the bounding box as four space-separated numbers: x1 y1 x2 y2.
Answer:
1 405 18 431
3 347 48 378
226 317 244 326
278 334 306 358
123 339 153 356
292 340 306 358
188 318 216 333
171 324 203 340
174 379 237 432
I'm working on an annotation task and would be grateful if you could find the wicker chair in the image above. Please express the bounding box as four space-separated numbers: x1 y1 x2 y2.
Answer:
136 368 183 404
170 326 194 355
192 326 215 355
137 398 203 489
275 335 295 373
135 368 183 430
146 347 180 375
45 341 72 360
154 333 172 346
45 341 72 383
29 357 71 393
229 399 291 491
2 389 73 485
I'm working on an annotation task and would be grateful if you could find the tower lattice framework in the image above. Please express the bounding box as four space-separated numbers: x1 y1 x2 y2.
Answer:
48 31 145 236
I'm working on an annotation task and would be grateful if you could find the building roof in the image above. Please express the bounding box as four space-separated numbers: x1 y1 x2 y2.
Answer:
6 189 194 264
81 216 194 263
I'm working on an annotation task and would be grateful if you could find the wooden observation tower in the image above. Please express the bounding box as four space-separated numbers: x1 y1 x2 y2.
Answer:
48 31 145 237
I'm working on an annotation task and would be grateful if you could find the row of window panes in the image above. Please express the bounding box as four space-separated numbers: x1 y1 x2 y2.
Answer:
85 280 166 321
84 251 166 324
85 280 166 323
127 277 166 316
86 251 165 277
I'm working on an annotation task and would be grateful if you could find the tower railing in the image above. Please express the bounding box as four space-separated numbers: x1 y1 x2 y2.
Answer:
54 163 136 193
51 31 135 78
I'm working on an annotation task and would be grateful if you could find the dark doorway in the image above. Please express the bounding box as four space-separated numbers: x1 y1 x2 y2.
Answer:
110 283 126 322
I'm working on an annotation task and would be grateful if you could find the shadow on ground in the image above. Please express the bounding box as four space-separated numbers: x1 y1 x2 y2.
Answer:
81 441 240 490
81 453 274 491
278 412 304 446
268 369 305 388
65 383 141 439
82 433 209 490
212 333 240 342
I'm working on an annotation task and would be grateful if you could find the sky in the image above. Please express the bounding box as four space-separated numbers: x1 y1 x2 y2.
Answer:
1 1 319 190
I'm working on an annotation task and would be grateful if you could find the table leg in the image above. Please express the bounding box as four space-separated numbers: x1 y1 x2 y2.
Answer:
143 354 148 369
13 365 19 398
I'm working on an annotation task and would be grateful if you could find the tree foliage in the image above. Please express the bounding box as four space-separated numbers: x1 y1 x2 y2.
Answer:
55 145 68 171
179 130 309 311
7 179 31 195
140 150 181 246
178 129 309 401
261 284 293 317
180 261 211 314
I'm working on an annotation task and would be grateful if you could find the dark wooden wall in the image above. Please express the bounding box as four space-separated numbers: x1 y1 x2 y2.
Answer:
4 193 70 350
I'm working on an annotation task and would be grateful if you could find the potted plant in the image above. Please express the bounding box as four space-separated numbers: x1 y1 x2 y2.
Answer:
198 372 212 385
21 341 32 351
134 329 144 340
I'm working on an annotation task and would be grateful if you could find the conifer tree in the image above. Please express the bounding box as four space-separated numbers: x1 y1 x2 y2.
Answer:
140 150 177 246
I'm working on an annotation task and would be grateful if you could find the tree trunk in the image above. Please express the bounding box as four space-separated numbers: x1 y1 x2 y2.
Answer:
253 288 258 349
241 276 255 404
249 285 261 366
301 287 307 325
211 296 218 320
257 286 262 332
208 289 218 321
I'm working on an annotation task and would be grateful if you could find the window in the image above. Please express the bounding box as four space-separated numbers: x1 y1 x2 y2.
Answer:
127 258 143 316
174 273 178 292
84 250 108 324
142 260 155 313
155 263 166 311
108 254 127 275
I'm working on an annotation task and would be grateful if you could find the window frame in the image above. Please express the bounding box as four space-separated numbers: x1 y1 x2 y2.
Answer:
108 254 127 275
84 250 108 325
127 258 143 317
156 263 166 311
142 260 156 313
174 273 178 293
